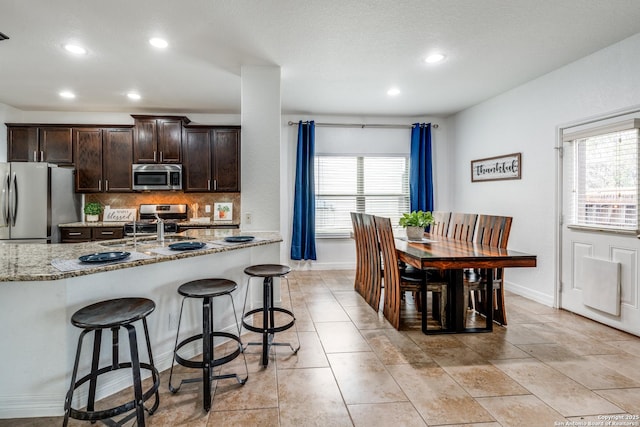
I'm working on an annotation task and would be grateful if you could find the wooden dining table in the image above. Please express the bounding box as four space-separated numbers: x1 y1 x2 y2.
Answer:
395 234 537 334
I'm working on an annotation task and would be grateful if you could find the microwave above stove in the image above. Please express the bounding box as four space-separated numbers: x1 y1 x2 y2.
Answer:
132 164 182 191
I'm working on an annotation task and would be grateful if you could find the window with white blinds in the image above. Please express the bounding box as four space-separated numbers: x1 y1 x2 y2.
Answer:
568 126 639 231
315 155 410 236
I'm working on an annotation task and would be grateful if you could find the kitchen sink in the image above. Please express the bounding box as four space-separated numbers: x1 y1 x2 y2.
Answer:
99 235 195 248
137 235 196 244
99 240 138 248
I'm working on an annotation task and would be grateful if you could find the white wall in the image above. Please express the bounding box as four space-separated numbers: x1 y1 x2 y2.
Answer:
282 114 452 270
241 66 282 234
451 32 640 305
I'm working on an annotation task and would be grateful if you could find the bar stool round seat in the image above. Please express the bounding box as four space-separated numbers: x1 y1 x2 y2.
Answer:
241 264 300 366
63 298 160 427
244 264 291 278
169 278 248 412
178 278 238 299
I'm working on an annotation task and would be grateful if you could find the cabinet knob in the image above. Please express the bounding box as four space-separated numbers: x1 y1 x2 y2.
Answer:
33 151 37 162
207 179 211 191
40 151 44 162
98 180 102 191
153 151 157 162
105 180 109 192
160 151 163 162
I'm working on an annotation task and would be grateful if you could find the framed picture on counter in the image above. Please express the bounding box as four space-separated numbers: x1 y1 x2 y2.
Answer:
214 203 233 222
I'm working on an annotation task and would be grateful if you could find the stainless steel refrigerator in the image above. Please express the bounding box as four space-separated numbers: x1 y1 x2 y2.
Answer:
0 163 81 243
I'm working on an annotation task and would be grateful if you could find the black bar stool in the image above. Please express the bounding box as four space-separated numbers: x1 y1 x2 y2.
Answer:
63 297 160 427
168 278 248 412
241 264 300 366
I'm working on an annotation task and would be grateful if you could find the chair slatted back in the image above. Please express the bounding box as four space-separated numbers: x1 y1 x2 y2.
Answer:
447 213 478 242
431 211 451 237
373 215 402 329
472 214 513 325
350 212 365 295
474 215 512 248
360 214 382 311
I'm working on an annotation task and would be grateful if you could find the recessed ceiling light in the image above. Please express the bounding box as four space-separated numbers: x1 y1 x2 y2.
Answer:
64 44 87 55
387 87 401 96
127 93 141 100
149 38 168 48
425 53 445 64
59 91 75 99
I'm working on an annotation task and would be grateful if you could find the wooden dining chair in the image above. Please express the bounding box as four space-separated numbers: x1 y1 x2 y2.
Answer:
358 213 383 311
465 214 512 325
447 213 478 241
430 211 451 237
373 215 447 330
350 212 365 296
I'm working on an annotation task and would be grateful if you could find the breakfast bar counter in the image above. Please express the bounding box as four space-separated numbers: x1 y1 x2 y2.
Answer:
0 229 282 281
0 229 282 418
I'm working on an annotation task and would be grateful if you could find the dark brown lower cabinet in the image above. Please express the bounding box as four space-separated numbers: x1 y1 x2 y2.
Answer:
60 226 124 243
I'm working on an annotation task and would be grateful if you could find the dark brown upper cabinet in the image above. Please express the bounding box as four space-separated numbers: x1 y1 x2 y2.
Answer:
182 126 240 192
7 125 73 164
74 127 134 193
132 115 189 164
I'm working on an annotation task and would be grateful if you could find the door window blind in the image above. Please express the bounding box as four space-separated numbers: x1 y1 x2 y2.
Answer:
570 128 639 230
315 155 410 236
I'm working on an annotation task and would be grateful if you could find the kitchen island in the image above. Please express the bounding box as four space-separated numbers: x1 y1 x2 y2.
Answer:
0 229 282 418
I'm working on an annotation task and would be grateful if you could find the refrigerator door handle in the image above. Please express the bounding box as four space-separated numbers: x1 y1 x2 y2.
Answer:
3 173 9 226
11 173 18 227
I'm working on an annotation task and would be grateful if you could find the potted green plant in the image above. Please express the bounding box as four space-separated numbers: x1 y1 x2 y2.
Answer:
399 210 434 241
84 202 103 222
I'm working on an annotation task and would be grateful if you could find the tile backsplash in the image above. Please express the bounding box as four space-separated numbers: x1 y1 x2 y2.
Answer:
85 192 240 223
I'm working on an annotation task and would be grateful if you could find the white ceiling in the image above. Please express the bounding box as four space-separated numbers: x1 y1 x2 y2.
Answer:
2 0 640 117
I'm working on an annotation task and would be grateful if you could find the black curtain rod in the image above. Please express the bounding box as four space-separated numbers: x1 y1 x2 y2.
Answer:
287 121 438 129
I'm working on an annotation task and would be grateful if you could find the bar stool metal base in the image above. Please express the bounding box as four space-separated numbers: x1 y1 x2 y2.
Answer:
63 298 160 427
241 264 300 367
168 279 248 412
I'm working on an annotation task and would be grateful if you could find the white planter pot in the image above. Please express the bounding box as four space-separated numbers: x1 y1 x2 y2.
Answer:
85 214 99 222
406 226 424 241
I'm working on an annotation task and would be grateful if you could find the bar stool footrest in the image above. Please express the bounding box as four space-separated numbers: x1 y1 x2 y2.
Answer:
241 307 296 334
67 362 160 422
174 332 243 369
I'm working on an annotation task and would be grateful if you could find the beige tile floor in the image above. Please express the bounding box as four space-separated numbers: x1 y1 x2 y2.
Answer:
4 269 640 426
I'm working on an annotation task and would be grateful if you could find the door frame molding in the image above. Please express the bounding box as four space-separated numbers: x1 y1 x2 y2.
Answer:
555 103 640 310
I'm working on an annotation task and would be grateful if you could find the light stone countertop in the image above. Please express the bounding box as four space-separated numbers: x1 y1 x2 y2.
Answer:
0 229 282 282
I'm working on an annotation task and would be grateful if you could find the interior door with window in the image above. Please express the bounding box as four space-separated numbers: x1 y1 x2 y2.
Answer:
560 120 640 336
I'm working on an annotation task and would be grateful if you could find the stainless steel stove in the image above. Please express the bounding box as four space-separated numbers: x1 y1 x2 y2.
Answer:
124 204 187 236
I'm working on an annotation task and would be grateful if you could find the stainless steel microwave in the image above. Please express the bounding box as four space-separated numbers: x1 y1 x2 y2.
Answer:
132 164 182 191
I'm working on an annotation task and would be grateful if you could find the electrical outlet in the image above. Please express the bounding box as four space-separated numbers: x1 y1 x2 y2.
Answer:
205 205 211 213
245 212 252 224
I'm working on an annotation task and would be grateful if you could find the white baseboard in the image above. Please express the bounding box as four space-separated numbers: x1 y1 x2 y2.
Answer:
0 394 64 418
504 280 555 307
289 261 356 271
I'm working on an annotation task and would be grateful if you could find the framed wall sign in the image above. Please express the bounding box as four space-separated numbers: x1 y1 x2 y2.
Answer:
471 152 521 182
102 208 137 222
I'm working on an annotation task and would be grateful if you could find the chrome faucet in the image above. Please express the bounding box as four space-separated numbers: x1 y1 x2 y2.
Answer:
154 214 164 242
